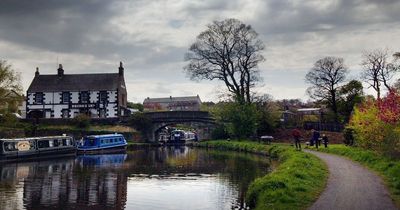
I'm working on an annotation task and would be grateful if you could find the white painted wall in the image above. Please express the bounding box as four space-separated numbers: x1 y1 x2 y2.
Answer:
53 104 69 118
71 92 79 103
90 91 98 103
27 93 34 104
108 91 117 103
107 103 116 117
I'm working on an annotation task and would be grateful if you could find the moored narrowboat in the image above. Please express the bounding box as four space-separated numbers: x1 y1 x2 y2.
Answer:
0 136 76 162
77 134 127 154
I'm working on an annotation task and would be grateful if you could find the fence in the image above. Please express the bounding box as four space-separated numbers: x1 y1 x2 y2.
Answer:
303 122 344 132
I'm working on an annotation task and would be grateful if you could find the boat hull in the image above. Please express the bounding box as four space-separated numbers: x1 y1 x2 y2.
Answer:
0 148 76 163
77 145 127 154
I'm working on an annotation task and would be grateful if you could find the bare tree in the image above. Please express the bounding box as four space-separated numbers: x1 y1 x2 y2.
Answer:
184 18 265 104
306 57 348 120
361 49 398 99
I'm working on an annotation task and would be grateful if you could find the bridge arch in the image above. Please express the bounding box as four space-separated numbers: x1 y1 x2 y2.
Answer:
144 111 216 141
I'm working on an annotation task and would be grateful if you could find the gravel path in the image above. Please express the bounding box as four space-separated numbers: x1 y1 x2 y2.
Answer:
305 150 398 210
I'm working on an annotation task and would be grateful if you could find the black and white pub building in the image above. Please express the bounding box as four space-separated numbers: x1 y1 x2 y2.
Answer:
26 62 128 119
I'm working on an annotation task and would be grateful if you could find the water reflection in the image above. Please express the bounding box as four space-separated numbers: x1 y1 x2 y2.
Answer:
0 147 272 210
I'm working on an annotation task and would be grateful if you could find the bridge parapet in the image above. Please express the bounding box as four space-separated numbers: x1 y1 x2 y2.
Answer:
144 111 214 122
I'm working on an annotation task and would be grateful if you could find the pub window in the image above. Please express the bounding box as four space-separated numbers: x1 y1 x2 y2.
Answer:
62 109 69 118
99 91 107 103
99 109 106 118
35 93 44 104
80 91 89 103
62 92 70 103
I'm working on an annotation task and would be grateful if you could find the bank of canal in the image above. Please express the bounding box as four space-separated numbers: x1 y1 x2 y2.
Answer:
196 141 328 210
0 146 273 210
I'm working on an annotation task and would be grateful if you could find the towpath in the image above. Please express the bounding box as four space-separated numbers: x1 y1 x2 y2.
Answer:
305 150 398 210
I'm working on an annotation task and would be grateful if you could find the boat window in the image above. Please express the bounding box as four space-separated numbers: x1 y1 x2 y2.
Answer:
89 138 96 146
62 139 67 146
54 139 59 147
38 140 50 148
3 142 17 152
49 140 54 147
101 139 104 144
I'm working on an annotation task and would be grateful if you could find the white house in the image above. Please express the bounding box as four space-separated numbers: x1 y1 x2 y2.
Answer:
26 62 128 119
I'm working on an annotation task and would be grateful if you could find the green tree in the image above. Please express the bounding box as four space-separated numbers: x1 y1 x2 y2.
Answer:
0 60 22 113
211 102 259 139
254 94 280 135
337 80 364 123
127 102 144 112
185 18 265 104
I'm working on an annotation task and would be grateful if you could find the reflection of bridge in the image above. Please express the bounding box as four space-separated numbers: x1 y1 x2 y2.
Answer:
143 111 216 141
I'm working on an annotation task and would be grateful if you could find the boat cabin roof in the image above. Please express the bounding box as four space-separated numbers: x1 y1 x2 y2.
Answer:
86 134 124 139
0 136 72 141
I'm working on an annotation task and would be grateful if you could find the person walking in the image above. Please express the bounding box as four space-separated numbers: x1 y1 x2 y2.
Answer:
322 134 328 148
310 129 315 146
292 128 302 150
312 129 320 149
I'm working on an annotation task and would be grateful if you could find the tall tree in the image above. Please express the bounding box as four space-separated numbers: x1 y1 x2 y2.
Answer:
337 80 364 123
0 60 22 112
305 57 348 120
184 18 265 104
361 49 398 99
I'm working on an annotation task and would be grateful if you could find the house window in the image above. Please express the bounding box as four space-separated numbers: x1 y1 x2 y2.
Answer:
62 92 70 104
99 91 107 103
61 109 69 118
80 91 89 103
35 93 43 104
99 108 106 118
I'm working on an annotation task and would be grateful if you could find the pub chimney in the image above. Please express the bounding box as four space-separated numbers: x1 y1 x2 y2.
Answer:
119 61 124 76
57 64 64 77
35 67 39 77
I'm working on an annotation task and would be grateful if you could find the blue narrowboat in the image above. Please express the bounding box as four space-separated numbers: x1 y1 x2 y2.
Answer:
77 134 128 154
0 135 76 162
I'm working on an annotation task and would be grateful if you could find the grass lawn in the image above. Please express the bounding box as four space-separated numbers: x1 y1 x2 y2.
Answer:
198 140 328 210
309 144 400 207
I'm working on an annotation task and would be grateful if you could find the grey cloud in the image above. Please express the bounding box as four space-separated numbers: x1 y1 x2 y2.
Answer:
0 0 145 58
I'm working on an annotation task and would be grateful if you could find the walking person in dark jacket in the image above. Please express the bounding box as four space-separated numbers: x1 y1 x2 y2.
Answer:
292 128 302 150
312 130 320 149
322 134 328 148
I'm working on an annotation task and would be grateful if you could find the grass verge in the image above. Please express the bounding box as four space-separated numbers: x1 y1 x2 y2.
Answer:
198 140 328 210
309 144 400 207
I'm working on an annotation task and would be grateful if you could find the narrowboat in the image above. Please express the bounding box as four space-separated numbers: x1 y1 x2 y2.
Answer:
0 135 76 162
77 134 127 154
169 130 197 143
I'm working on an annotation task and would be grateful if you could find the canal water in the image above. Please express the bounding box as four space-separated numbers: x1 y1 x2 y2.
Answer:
0 147 273 210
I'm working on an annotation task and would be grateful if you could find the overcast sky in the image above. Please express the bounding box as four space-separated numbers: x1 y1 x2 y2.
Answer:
0 0 399 103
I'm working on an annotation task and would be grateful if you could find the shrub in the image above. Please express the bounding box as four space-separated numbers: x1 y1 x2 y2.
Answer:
73 114 90 129
349 91 400 157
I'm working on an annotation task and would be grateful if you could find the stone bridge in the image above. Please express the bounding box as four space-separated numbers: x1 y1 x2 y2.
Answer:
143 111 216 141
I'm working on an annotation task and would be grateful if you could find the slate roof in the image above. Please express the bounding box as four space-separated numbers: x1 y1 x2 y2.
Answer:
143 96 201 103
27 73 122 92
